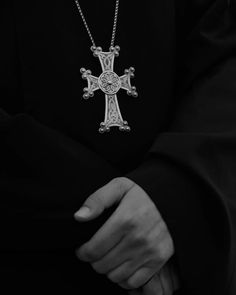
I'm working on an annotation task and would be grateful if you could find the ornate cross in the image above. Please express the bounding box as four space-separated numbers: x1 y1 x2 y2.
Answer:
80 46 138 133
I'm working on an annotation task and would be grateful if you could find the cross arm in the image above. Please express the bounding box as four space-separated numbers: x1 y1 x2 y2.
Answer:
80 68 99 99
120 67 138 97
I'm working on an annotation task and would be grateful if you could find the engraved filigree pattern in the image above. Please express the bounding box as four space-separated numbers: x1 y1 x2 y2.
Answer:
100 54 114 71
98 71 121 94
107 95 122 125
89 76 99 91
80 46 138 133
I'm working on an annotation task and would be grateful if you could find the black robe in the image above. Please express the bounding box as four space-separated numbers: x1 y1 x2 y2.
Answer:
0 0 236 294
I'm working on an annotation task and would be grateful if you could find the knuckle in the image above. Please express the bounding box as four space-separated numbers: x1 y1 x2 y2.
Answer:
111 177 126 195
157 241 173 262
145 223 174 263
157 247 167 263
144 244 156 257
120 216 137 232
111 177 124 186
111 177 132 186
110 177 123 185
166 236 175 256
131 232 147 247
111 177 134 193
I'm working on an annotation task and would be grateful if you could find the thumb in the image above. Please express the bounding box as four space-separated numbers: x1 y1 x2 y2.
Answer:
74 177 135 221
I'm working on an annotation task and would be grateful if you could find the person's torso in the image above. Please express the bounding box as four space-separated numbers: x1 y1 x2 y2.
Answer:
14 0 176 171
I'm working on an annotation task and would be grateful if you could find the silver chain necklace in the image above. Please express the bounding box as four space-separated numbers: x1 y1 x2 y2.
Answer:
74 0 119 48
74 0 138 133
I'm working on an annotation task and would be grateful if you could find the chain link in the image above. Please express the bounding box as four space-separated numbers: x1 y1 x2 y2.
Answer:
110 0 119 48
74 0 120 48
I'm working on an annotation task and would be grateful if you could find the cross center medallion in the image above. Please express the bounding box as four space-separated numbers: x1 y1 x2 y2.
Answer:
98 71 121 95
80 46 138 133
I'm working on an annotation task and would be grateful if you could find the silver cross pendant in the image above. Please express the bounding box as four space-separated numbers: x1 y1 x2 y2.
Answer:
80 45 138 133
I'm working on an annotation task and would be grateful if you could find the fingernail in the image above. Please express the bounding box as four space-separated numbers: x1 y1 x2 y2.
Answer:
74 206 91 219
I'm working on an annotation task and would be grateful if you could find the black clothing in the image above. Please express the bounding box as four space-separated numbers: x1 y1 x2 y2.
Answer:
0 0 236 294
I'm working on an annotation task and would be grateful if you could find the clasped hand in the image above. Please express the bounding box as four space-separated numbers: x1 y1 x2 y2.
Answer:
74 177 174 290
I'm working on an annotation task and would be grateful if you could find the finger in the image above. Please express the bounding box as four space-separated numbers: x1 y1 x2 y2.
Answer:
121 267 157 290
159 265 174 295
91 231 149 275
89 217 168 276
74 177 135 221
77 198 139 262
91 243 132 274
142 273 163 295
76 214 124 262
77 181 149 262
91 247 128 275
106 259 144 283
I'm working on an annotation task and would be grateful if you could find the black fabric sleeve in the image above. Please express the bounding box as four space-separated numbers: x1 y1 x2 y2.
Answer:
0 0 120 253
127 1 236 294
